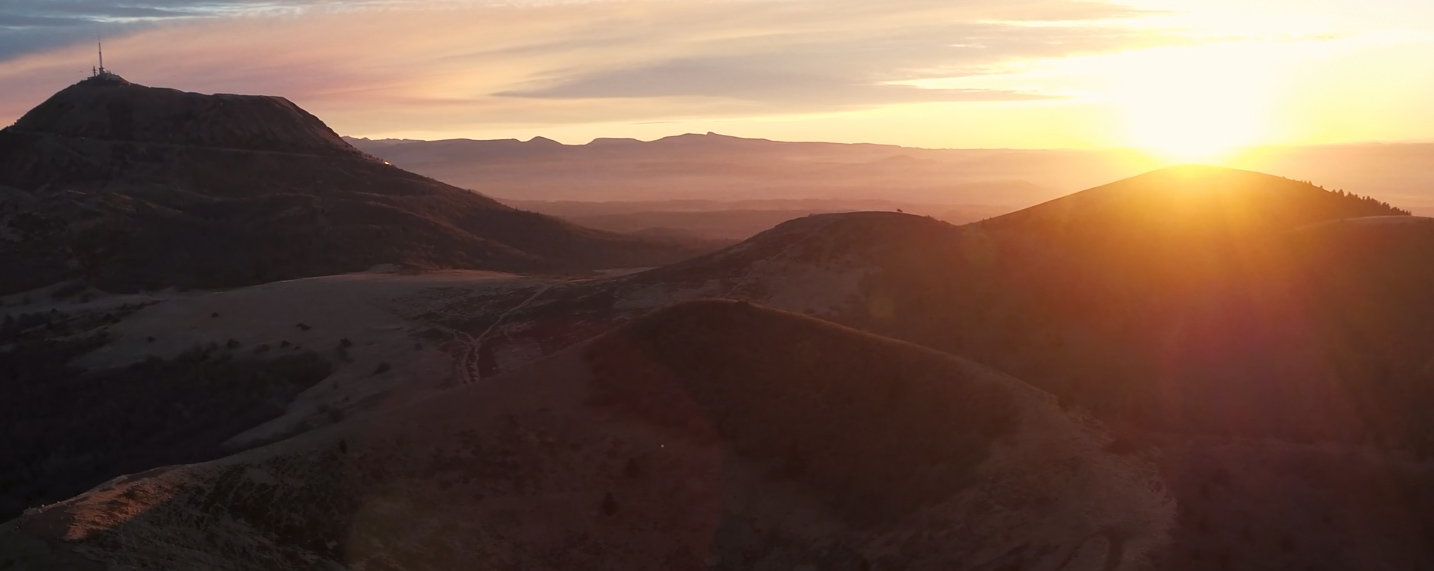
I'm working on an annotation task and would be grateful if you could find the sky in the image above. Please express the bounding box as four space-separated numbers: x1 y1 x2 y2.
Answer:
1 0 1433 162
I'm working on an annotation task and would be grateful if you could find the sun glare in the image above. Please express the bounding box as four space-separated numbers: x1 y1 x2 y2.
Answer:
1110 43 1278 164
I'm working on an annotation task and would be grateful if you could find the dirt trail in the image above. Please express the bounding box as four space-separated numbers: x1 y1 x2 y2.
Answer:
452 283 554 384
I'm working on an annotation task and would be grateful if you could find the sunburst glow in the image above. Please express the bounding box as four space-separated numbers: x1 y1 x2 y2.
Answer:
1110 44 1280 164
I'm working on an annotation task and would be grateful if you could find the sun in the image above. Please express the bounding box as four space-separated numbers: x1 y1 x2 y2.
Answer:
1124 91 1260 164
1108 43 1275 164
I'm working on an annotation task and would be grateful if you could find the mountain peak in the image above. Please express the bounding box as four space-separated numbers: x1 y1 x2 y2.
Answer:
0 79 706 294
77 72 131 86
7 78 362 158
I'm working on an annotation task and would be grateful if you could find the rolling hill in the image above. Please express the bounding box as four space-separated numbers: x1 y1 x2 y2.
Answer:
6 163 1434 569
829 166 1425 440
0 75 703 295
224 165 1426 449
339 165 1434 568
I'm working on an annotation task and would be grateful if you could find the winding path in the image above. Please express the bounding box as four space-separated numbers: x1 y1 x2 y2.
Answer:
452 283 554 385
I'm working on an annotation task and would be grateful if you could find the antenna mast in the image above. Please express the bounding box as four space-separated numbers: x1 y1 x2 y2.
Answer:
98 39 105 75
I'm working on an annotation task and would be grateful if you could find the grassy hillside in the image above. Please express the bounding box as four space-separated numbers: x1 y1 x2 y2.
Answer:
0 301 1170 571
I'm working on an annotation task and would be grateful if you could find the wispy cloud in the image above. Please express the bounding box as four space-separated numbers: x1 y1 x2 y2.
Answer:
496 59 1060 108
1 1 1176 116
492 8 1187 109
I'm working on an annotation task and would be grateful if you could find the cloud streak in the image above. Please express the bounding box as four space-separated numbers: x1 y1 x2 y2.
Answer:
3 1 1179 117
497 60 1060 107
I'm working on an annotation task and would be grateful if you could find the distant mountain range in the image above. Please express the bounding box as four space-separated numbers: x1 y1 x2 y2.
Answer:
346 133 1156 208
346 135 1434 217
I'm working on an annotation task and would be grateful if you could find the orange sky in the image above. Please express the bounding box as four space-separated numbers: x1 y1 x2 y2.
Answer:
2 0 1432 162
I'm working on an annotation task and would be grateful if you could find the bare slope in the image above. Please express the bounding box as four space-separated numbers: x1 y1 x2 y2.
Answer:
0 77 702 294
0 301 1172 571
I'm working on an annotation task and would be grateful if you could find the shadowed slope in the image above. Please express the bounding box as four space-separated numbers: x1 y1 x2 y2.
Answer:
0 301 1171 571
0 78 703 294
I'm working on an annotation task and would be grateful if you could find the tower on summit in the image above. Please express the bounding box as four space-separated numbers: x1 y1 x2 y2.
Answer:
91 39 119 81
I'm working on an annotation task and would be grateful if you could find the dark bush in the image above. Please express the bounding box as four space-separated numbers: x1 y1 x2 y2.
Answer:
0 336 332 520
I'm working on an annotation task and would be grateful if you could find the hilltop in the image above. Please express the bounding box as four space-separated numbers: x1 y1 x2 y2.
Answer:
982 164 1409 239
9 75 358 157
0 77 703 294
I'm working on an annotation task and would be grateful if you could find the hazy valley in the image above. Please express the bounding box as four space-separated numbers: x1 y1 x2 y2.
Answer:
348 135 1434 243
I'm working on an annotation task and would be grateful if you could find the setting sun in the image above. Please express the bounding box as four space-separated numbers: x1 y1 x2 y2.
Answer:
1106 44 1279 163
